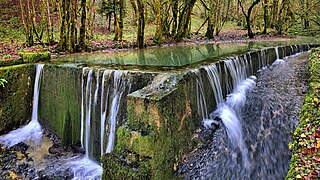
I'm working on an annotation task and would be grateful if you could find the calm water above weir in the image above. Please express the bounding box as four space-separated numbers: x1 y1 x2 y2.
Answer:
179 52 309 179
53 39 316 68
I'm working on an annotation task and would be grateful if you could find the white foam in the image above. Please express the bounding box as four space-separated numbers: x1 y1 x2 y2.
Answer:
66 156 102 180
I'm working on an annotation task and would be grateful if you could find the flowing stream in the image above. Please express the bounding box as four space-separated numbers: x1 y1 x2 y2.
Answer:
179 50 309 179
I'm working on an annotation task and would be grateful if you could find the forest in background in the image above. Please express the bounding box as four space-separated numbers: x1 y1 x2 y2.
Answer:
0 0 319 56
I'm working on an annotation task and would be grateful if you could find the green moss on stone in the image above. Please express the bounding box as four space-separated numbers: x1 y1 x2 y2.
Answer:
38 65 82 146
103 77 197 180
0 64 35 134
18 51 50 63
0 58 23 67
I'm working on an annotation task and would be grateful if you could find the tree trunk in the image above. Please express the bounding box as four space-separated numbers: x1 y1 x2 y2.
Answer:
113 0 124 41
238 0 261 39
205 18 214 39
262 0 268 34
246 16 254 38
175 0 197 40
153 0 162 44
304 1 310 29
69 0 77 52
20 0 33 46
79 0 87 51
59 0 67 50
45 0 54 44
136 0 145 48
171 0 178 36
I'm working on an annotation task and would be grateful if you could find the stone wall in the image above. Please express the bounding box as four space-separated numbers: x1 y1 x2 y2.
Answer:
0 64 35 134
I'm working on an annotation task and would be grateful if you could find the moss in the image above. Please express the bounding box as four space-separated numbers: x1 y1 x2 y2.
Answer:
18 51 50 63
38 65 82 146
103 76 197 180
0 64 35 134
0 58 23 67
286 48 320 179
102 152 151 180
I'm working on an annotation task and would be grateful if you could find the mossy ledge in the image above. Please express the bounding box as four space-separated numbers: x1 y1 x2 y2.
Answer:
286 48 320 179
18 51 50 63
0 51 50 67
0 64 35 134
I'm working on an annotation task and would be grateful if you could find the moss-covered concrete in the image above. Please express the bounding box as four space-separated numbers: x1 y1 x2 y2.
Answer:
18 51 50 63
102 72 202 180
38 65 83 146
0 64 35 134
0 58 23 67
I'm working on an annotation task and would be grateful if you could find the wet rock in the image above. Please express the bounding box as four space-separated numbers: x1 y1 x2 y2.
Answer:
48 144 62 155
199 129 215 145
16 162 28 173
11 142 29 152
26 168 36 179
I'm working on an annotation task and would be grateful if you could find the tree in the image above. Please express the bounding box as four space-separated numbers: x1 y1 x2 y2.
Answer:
175 0 197 40
79 0 87 51
238 0 261 38
19 0 48 46
204 0 231 39
262 0 269 34
98 0 115 31
130 0 145 48
113 0 125 41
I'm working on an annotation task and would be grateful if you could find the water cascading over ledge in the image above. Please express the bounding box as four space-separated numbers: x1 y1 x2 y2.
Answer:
0 43 319 179
105 43 319 179
38 65 156 161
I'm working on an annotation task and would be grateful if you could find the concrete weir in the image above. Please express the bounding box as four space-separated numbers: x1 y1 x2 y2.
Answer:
103 44 318 179
0 43 319 179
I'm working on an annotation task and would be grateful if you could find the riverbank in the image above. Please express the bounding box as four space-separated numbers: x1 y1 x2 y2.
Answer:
0 34 309 62
286 48 320 179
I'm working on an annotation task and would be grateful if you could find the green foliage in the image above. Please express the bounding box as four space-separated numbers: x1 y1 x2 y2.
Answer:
2 54 12 59
286 48 320 179
0 78 7 87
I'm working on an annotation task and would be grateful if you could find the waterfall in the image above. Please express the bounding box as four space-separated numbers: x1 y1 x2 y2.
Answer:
0 64 44 147
68 68 131 178
106 71 131 153
84 70 93 159
195 55 257 169
100 70 111 157
273 47 285 65
67 69 102 179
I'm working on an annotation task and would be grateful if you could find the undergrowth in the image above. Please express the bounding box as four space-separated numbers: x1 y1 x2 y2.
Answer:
286 48 320 179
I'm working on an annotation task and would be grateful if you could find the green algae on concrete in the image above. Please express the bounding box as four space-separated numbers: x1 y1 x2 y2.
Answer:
0 64 35 134
0 58 23 67
18 51 50 63
102 73 202 180
38 64 82 146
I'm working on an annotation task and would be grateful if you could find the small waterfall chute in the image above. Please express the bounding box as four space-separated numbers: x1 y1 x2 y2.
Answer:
272 47 285 65
0 64 44 147
196 56 256 169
